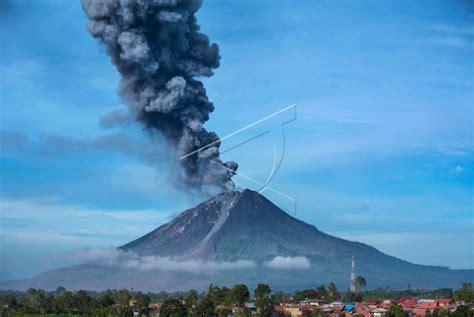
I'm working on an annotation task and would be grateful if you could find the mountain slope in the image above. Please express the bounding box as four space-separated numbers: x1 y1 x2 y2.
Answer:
2 189 472 292
120 189 472 289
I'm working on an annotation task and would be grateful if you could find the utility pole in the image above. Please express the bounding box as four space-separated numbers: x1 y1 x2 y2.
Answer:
350 256 356 293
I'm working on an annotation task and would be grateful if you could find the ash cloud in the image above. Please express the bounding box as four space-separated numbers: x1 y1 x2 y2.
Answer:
81 0 237 194
71 248 256 273
0 130 168 166
264 256 311 270
99 108 134 129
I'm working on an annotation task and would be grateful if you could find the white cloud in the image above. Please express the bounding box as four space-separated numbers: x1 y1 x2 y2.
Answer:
340 232 423 246
425 37 473 49
450 165 465 173
0 197 172 245
430 24 474 36
0 197 170 222
69 247 122 263
69 248 256 273
264 256 310 270
338 231 474 269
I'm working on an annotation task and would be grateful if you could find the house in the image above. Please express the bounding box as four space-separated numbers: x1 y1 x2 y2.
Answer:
434 298 454 307
365 299 379 307
412 301 439 317
344 304 356 312
370 307 387 317
397 298 418 309
273 304 306 317
132 306 140 316
417 299 435 304
355 306 372 317
274 305 287 315
381 299 396 308
245 300 256 309
300 304 319 314
148 303 161 317
282 305 303 317
417 301 438 310
299 298 324 306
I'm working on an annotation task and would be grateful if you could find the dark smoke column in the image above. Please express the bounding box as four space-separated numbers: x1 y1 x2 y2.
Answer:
81 0 237 193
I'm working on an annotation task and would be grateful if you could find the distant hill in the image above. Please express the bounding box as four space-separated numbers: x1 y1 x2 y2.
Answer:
1 189 472 292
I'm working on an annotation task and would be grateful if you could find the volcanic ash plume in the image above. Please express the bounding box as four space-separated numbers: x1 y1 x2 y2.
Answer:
81 0 237 193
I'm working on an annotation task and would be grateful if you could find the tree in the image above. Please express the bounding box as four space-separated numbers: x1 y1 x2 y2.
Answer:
216 306 232 317
231 284 250 308
255 284 271 299
55 286 66 295
315 284 328 299
0 293 18 311
346 291 362 303
73 290 92 312
328 282 341 301
272 291 291 305
216 286 233 306
451 305 469 317
385 304 407 317
160 298 187 317
56 290 75 313
453 283 474 302
293 289 318 302
96 292 115 308
184 289 199 311
195 294 217 317
114 289 131 307
355 276 366 292
254 284 272 317
208 284 225 305
135 292 151 316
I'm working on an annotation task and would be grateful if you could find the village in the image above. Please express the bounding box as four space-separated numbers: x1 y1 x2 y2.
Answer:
1 281 473 316
135 293 473 317
248 296 468 317
126 282 474 317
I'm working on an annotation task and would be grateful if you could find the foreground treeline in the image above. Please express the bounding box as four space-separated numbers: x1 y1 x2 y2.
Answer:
0 282 473 317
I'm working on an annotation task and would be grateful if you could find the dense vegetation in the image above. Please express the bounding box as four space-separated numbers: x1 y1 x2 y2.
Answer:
0 282 472 316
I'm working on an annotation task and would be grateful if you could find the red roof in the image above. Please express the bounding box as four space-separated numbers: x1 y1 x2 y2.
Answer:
274 305 287 313
365 299 379 305
412 308 431 316
435 298 453 305
149 303 161 309
300 305 318 312
356 307 372 317
417 302 438 309
399 299 418 308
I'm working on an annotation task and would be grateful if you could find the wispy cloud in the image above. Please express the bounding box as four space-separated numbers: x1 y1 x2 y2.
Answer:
0 130 170 166
337 231 474 269
264 256 310 270
0 197 172 246
450 165 465 174
424 37 472 49
69 248 256 273
0 197 170 222
430 24 474 36
425 24 474 49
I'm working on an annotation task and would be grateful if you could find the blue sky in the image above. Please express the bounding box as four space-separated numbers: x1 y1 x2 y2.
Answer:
0 0 473 279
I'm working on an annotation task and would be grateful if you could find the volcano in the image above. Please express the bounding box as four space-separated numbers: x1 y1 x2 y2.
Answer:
2 189 472 292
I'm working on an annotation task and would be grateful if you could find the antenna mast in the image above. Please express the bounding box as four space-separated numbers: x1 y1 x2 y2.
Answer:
350 256 356 292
